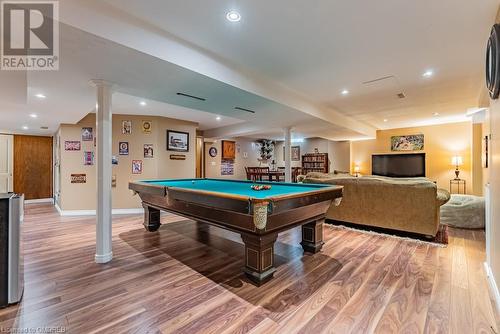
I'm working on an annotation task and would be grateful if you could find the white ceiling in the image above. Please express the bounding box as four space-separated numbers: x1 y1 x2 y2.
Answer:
1 23 352 136
112 93 243 130
102 0 500 129
1 0 498 140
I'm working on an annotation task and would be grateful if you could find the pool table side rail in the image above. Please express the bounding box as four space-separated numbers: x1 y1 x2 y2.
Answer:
129 179 342 204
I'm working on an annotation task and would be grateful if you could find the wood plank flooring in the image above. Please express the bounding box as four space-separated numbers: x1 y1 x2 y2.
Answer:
0 204 498 333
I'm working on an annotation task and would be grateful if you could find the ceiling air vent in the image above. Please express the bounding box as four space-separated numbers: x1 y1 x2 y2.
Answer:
40 126 49 130
397 92 406 99
176 92 206 101
234 106 256 114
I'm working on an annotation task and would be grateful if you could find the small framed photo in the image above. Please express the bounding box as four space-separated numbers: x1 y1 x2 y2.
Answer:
119 142 129 155
132 160 143 174
122 120 132 134
65 141 81 151
144 144 154 158
167 130 189 152
112 155 118 165
81 127 93 141
83 151 94 166
292 146 301 161
142 120 152 134
283 146 301 161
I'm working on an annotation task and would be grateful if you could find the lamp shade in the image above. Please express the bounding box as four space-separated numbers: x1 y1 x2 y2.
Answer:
354 165 360 172
451 156 463 166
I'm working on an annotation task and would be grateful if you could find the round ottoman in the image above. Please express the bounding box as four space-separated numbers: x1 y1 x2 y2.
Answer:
440 194 485 229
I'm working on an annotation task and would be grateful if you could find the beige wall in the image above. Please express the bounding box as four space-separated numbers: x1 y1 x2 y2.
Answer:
351 122 473 193
205 137 350 179
58 113 197 210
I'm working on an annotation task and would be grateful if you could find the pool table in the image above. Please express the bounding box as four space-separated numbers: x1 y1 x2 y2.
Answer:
129 178 343 285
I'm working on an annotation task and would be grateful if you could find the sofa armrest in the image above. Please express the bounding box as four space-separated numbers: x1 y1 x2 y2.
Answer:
436 188 451 207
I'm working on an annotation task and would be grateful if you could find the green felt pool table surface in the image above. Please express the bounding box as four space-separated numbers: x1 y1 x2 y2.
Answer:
142 178 333 199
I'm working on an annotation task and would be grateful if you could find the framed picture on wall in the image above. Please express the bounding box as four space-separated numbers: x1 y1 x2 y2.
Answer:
292 146 300 161
142 120 152 134
391 134 424 151
221 140 236 160
167 130 189 152
119 142 129 155
144 144 154 158
132 160 143 174
283 146 301 161
70 174 86 184
81 127 93 141
64 141 81 151
122 120 132 134
83 151 94 166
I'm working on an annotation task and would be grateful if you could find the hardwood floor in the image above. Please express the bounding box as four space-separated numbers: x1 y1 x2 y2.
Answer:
0 204 498 333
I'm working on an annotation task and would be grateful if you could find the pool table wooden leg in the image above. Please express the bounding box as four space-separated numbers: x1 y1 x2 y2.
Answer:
143 204 161 232
241 233 278 286
301 219 325 253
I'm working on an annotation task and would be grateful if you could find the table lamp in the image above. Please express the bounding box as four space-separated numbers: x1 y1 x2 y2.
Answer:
354 165 360 177
451 156 463 180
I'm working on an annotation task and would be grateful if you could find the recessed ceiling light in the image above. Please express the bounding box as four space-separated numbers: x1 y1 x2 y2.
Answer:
22 126 28 130
216 116 221 121
139 101 146 106
29 113 38 118
422 70 434 78
383 119 388 122
35 93 46 99
226 10 241 22
341 89 349 95
433 112 439 116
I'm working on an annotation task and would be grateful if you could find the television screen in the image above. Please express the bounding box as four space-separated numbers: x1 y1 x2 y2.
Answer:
372 153 426 178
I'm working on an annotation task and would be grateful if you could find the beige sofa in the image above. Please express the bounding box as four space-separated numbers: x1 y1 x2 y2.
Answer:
298 172 450 237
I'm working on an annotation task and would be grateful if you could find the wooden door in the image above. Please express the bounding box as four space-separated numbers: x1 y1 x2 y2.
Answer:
0 134 13 193
14 135 53 200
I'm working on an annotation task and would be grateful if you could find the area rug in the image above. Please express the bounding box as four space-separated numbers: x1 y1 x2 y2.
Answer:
326 222 449 247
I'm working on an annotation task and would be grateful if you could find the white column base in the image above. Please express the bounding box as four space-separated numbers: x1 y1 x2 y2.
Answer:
95 252 113 263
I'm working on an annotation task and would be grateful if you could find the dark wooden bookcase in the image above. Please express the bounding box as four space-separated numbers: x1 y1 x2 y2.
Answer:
301 153 329 174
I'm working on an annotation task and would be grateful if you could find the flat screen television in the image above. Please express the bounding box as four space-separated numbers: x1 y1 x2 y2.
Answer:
372 153 426 178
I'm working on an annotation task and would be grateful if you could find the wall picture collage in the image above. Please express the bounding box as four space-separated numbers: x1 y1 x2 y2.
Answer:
67 120 190 184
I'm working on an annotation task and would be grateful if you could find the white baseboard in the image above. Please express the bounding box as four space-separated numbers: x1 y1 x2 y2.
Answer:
54 203 144 216
484 262 500 312
25 198 54 204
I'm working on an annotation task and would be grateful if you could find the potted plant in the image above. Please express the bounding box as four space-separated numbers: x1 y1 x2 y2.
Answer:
257 139 275 165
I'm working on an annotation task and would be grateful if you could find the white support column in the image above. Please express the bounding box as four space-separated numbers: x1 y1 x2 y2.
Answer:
91 79 113 264
284 127 292 182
